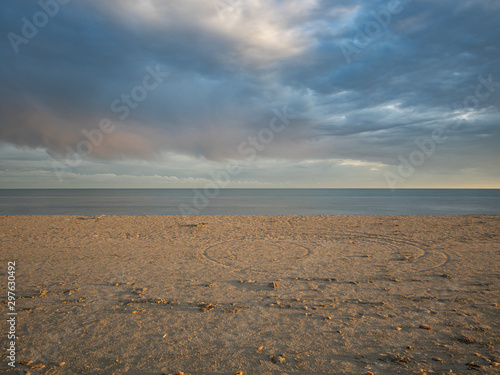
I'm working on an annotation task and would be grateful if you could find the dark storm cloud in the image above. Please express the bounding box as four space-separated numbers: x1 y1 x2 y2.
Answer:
0 0 499 166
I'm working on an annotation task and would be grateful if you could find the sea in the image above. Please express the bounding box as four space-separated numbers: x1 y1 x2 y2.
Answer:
0 189 499 215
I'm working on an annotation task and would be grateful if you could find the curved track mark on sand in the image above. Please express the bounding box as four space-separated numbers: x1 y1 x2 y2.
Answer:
348 232 450 273
202 238 312 273
313 232 449 274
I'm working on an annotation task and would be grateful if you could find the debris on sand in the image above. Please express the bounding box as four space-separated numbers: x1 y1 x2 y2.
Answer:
270 280 280 290
379 353 412 364
467 362 482 370
62 288 80 295
198 302 218 312
271 355 286 364
457 336 476 344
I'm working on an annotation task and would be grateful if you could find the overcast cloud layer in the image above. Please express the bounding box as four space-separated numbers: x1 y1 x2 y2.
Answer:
1 0 499 188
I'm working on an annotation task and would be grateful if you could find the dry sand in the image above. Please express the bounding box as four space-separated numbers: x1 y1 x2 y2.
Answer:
1 215 499 375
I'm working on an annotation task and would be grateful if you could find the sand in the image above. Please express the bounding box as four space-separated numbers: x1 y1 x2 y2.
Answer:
1 215 499 375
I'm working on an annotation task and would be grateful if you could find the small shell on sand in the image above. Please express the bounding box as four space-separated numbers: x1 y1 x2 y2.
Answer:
419 325 432 330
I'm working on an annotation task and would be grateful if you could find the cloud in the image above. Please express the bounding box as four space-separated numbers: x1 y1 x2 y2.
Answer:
0 0 499 187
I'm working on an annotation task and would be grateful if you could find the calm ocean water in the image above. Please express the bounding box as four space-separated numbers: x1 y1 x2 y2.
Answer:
0 189 499 215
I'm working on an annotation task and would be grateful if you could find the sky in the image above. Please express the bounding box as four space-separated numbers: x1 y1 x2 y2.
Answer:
0 0 499 189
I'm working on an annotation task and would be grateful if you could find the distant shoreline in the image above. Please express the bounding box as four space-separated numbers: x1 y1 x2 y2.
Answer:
1 189 499 215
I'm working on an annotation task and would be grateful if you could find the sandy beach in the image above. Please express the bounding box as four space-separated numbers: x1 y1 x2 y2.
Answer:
1 215 499 375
